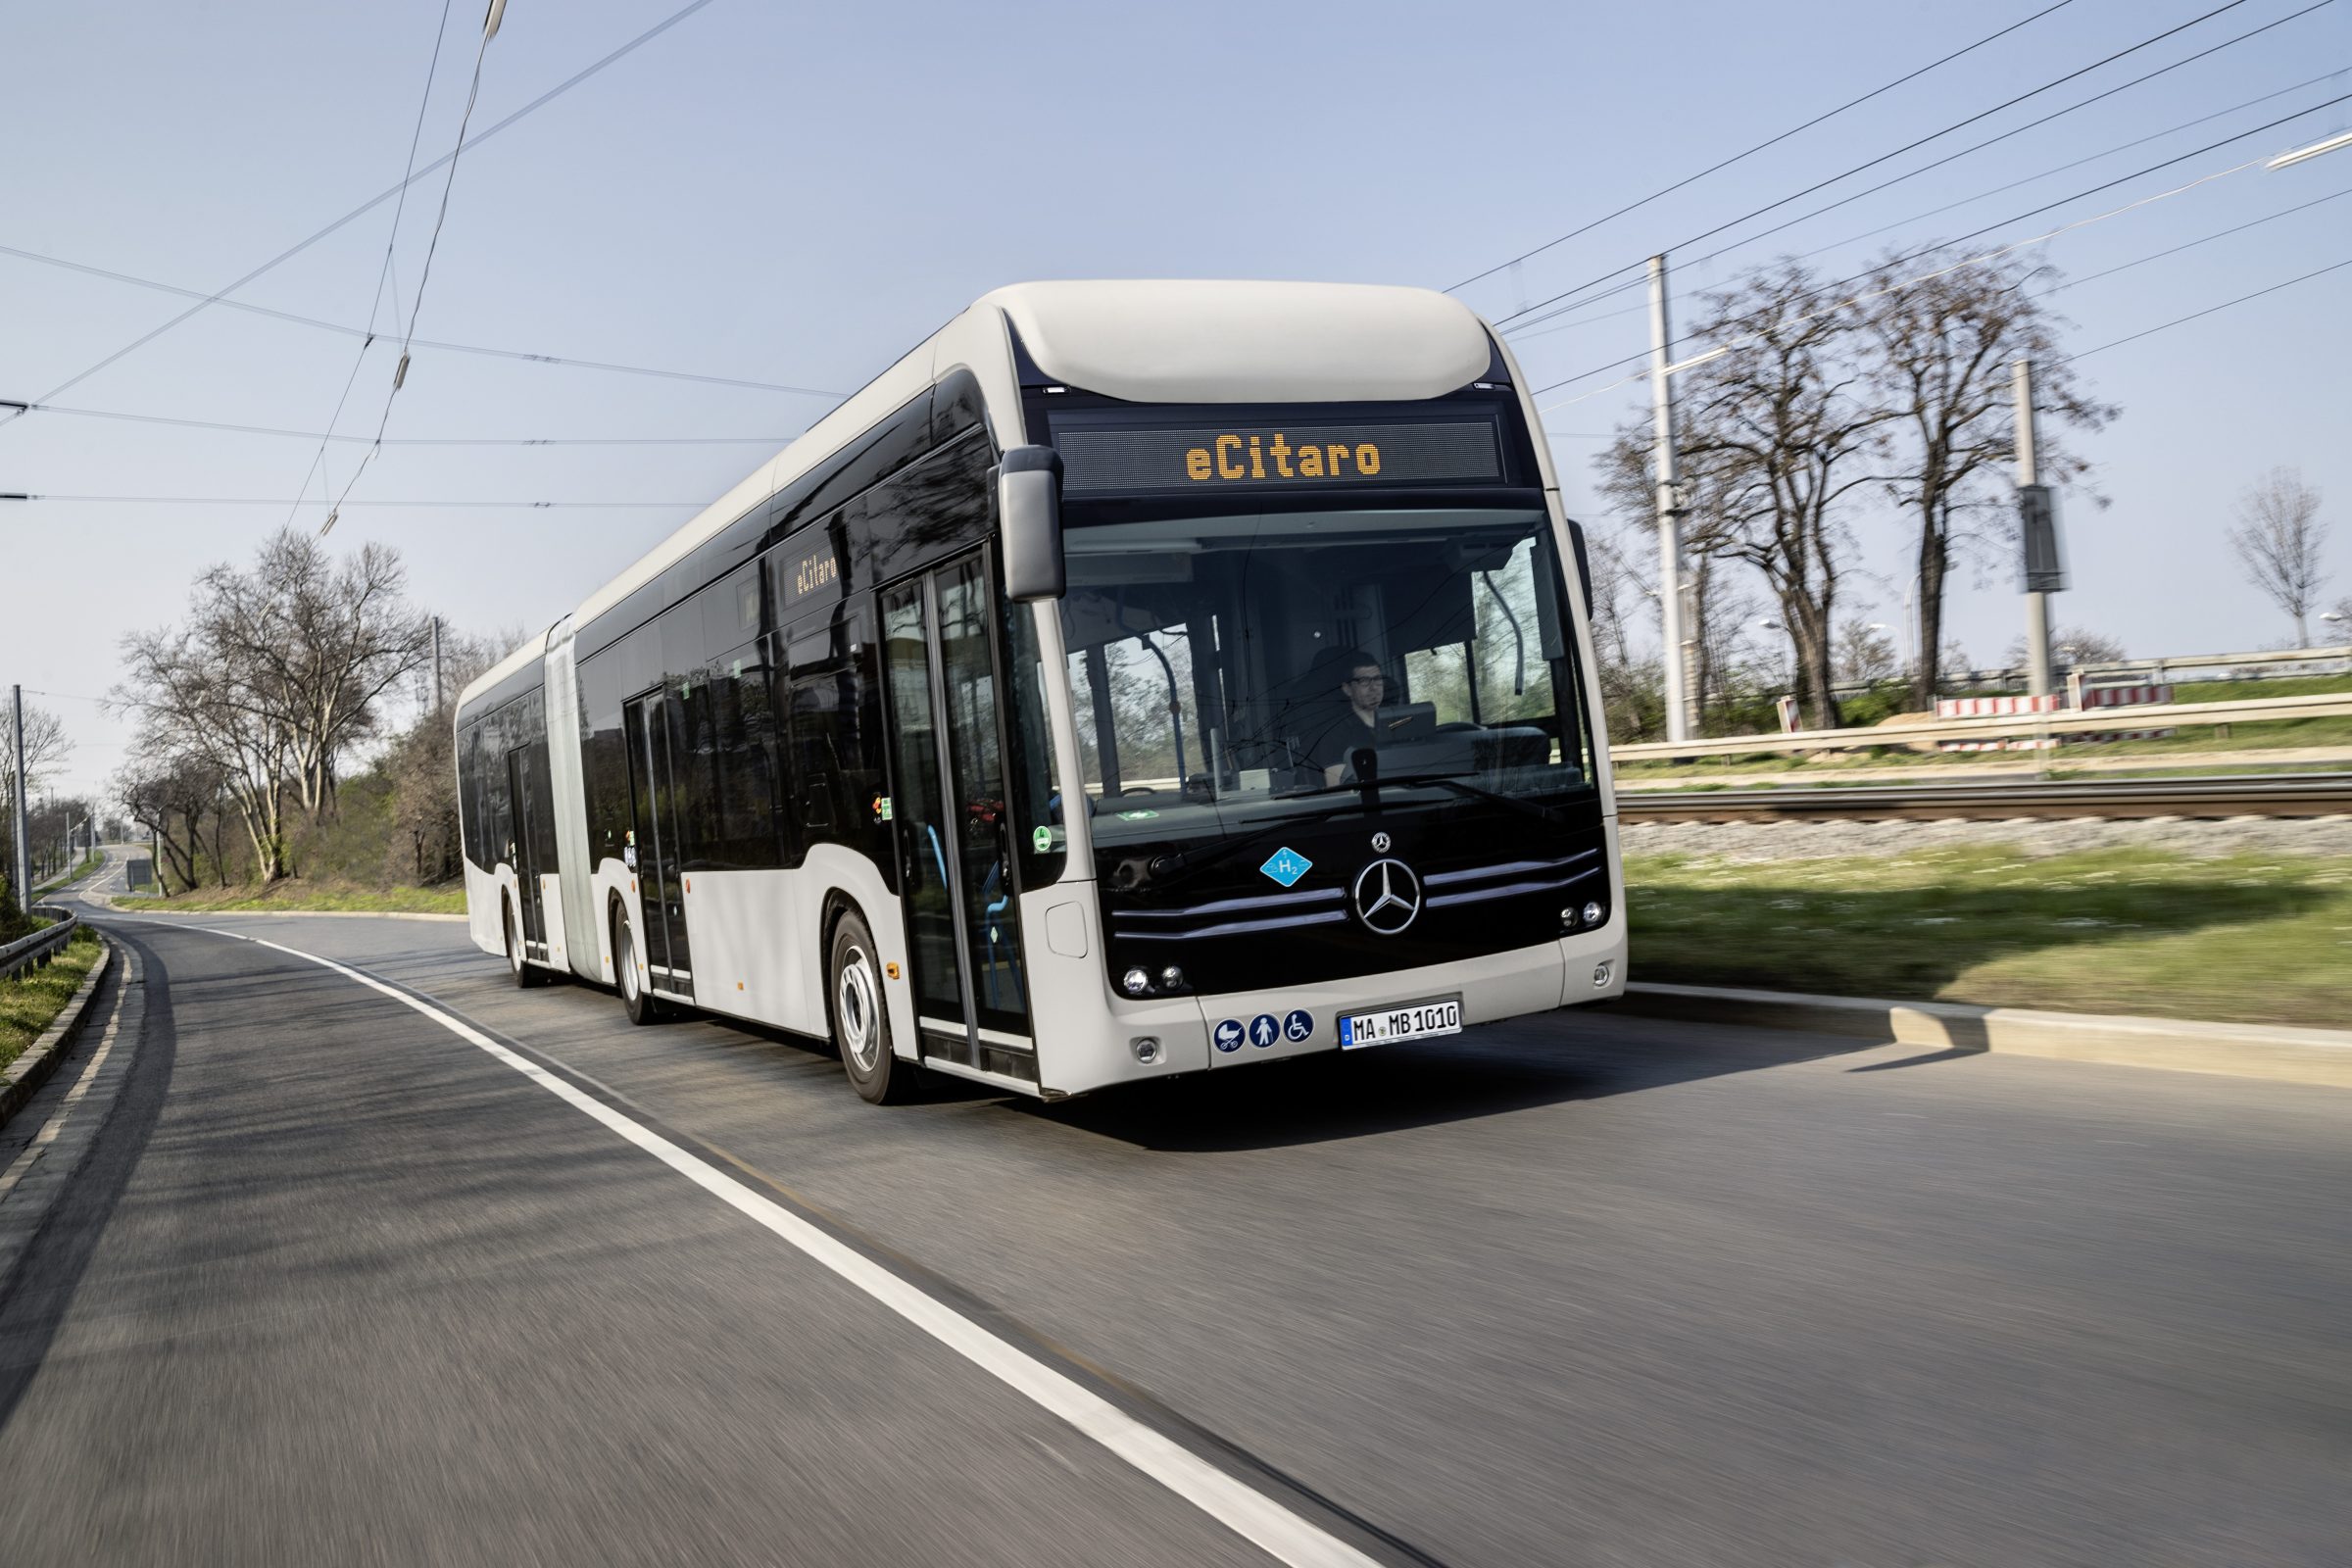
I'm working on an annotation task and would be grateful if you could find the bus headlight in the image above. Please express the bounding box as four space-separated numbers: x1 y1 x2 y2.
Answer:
1122 966 1152 997
1582 901 1605 928
1159 964 1186 991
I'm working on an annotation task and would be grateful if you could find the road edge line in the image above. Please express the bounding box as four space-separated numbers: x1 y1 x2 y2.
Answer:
1 938 115 1129
187 923 1392 1568
1614 982 2352 1087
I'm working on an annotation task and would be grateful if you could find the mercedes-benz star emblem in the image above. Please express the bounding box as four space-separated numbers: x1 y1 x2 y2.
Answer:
1371 831 1392 853
1351 858 1423 936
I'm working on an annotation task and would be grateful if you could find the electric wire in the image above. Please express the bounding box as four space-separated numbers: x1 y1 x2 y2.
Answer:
283 0 458 530
9 495 709 509
1446 0 2082 293
8 403 798 445
2062 253 2352 359
318 16 502 533
1492 0 2266 331
1502 44 2343 342
0 0 727 431
0 244 844 396
1524 90 2351 400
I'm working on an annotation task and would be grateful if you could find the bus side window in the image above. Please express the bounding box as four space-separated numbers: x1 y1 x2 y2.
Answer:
784 605 888 884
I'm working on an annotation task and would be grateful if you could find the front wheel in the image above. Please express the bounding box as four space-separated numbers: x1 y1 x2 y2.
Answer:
614 908 662 1026
830 911 913 1103
505 900 546 989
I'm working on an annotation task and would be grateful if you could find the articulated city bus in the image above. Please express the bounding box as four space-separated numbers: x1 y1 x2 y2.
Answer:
455 281 1626 1102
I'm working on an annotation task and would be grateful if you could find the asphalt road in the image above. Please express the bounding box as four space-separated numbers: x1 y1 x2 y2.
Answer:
4 854 2347 1565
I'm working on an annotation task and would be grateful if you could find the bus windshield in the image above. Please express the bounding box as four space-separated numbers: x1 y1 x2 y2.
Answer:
1056 505 1594 852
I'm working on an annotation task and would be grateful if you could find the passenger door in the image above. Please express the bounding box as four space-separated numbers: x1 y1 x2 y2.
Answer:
504 747 545 957
621 689 694 997
877 552 1033 1066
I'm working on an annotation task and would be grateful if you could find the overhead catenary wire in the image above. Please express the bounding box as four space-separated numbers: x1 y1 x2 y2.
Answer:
5 403 798 445
8 495 710 509
0 0 727 432
318 9 506 534
1505 63 2352 345
2062 253 2352 359
0 244 846 397
283 0 460 530
1492 0 2267 331
1446 0 2082 293
1525 90 2352 401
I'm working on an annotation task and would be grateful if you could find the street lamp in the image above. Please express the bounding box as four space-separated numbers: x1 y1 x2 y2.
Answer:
2269 128 2352 170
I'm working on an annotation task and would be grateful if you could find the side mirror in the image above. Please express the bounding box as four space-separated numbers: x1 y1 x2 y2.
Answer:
998 445 1065 603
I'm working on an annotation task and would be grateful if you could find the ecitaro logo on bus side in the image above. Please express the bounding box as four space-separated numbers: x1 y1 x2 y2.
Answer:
1185 433 1384 482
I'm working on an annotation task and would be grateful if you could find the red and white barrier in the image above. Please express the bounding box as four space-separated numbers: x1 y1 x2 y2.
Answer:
1932 683 2174 750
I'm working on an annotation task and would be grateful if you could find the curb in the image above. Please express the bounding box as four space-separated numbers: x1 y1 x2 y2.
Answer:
1 936 116 1128
94 903 466 923
1614 981 2352 1089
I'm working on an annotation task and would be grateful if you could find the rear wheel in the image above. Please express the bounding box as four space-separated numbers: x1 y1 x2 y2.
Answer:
830 911 912 1103
614 907 662 1025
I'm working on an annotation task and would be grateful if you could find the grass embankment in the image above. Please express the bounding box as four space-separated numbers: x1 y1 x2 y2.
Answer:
31 852 104 897
1627 845 2352 1028
1 925 104 1072
139 880 465 915
1614 673 2352 784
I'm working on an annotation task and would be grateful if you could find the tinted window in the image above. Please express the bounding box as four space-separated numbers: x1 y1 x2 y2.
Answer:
782 601 890 884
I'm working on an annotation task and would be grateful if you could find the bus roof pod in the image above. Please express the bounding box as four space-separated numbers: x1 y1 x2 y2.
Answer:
979 280 1493 405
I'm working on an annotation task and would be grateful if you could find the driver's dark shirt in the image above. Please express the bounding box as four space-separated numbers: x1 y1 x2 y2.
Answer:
1303 710 1381 773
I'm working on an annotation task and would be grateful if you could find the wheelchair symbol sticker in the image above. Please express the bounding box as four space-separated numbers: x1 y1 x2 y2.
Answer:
1283 1009 1313 1043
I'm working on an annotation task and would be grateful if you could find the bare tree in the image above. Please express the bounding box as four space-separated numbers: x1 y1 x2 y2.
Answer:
1668 263 1893 728
195 528 430 814
2229 469 2329 647
1835 617 1900 686
1595 420 1752 729
1861 248 2116 708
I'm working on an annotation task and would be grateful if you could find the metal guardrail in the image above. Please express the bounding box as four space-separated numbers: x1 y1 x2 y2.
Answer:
1618 772 2352 823
1 905 80 983
1948 642 2352 690
1612 691 2352 762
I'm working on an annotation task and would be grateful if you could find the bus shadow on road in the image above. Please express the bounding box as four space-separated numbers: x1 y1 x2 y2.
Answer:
1021 1013 1883 1152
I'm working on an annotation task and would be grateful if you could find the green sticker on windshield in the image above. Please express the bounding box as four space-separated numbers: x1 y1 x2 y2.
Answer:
1032 826 1054 853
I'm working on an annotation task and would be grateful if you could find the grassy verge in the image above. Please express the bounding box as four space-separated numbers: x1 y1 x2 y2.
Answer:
1614 672 2352 780
140 879 466 915
1627 846 2352 1029
1 925 104 1073
31 852 104 897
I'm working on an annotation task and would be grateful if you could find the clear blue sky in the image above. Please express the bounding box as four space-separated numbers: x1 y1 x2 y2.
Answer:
5 0 2348 802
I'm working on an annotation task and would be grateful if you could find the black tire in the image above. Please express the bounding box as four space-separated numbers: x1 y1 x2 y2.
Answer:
504 900 545 989
829 910 913 1103
614 906 663 1025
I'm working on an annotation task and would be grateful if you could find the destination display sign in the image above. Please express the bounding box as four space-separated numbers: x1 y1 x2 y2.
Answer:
1055 419 1504 495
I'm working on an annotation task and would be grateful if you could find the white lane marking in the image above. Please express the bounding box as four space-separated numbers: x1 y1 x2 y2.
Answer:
181 925 1381 1568
0 949 131 1200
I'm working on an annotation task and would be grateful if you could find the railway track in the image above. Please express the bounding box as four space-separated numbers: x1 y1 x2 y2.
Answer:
1614 771 2352 823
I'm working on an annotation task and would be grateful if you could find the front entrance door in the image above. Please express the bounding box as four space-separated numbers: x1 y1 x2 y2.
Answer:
622 690 694 997
878 552 1033 1065
505 747 545 956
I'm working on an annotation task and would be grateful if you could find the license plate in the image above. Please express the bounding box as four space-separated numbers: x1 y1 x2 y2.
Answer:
1339 999 1462 1050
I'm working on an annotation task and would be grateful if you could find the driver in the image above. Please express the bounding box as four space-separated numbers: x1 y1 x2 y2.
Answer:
1303 650 1390 783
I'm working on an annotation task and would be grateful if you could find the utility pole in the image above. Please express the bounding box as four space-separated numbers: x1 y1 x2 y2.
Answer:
430 614 445 712
2014 360 2054 700
1648 254 1693 742
9 685 29 917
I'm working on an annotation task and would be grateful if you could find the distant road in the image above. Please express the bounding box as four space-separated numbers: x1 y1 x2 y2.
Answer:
4 859 2346 1564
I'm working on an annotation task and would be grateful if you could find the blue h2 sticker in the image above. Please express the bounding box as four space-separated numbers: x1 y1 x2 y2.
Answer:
1213 1018 1246 1053
1258 848 1312 888
1249 1013 1280 1049
1283 1008 1313 1043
